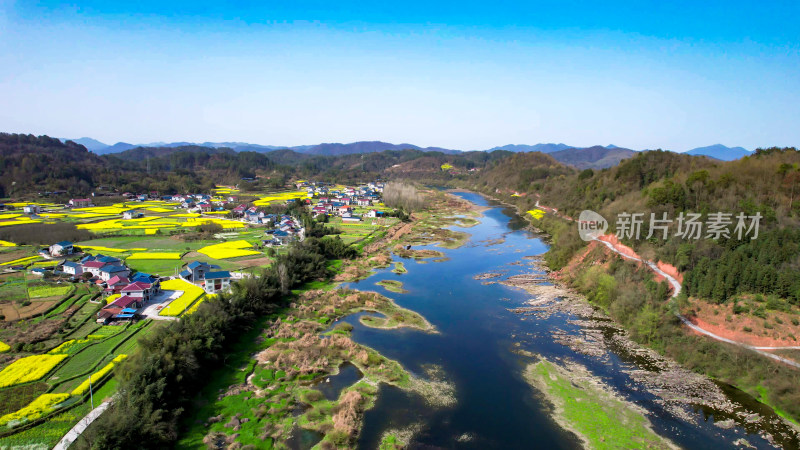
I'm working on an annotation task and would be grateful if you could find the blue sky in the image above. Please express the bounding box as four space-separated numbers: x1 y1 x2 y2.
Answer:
1 1 798 151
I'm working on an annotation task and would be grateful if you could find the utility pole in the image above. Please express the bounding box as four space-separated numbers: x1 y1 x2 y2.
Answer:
89 376 94 409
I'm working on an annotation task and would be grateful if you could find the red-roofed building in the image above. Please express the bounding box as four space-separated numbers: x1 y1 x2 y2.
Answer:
110 295 141 309
97 305 123 323
103 276 130 295
82 261 107 277
121 282 155 301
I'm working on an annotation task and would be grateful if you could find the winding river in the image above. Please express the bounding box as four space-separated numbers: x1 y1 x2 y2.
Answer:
338 192 799 449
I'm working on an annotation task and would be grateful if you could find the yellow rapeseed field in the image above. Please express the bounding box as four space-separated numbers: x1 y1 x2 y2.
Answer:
197 240 260 259
159 279 205 316
0 393 71 426
0 354 68 388
126 252 182 260
0 256 41 266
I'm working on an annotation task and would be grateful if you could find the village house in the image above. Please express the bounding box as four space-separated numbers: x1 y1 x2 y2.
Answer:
232 204 246 217
180 261 220 283
103 275 130 295
96 304 123 323
49 241 73 257
99 264 130 282
82 254 121 265
69 198 92 208
23 204 40 214
62 261 82 276
121 281 156 301
202 270 231 293
265 230 292 246
81 261 106 277
131 272 160 288
123 209 143 220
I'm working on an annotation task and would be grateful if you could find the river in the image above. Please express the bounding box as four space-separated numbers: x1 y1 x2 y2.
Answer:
338 192 798 449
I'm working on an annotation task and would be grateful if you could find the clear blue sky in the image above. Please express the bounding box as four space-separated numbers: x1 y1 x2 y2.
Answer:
1 1 798 151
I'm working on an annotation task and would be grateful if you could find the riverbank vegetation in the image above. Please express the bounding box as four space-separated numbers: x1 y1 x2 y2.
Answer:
172 289 438 449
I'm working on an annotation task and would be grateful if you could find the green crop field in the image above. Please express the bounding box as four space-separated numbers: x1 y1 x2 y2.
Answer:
50 330 131 383
28 284 73 299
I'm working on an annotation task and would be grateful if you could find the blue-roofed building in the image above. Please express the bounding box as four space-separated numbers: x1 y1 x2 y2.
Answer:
131 272 157 283
96 255 121 265
182 261 221 283
202 271 231 293
62 261 83 276
99 265 130 282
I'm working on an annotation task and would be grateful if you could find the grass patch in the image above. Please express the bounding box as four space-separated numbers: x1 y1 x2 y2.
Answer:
525 359 673 449
391 262 407 274
376 280 408 294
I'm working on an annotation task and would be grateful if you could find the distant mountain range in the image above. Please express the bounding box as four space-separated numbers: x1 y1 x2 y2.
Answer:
486 143 574 153
59 137 754 167
60 139 460 156
683 144 752 161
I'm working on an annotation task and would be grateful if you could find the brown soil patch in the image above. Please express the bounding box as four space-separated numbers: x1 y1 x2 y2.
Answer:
0 313 65 344
232 257 273 269
682 301 800 347
0 303 20 321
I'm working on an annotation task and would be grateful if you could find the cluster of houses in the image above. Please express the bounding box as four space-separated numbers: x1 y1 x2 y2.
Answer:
120 192 238 213
96 273 162 323
307 182 385 223
263 214 305 246
35 238 235 323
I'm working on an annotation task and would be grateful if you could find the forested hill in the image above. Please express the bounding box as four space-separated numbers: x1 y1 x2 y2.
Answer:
471 147 800 303
0 133 286 197
0 133 112 197
0 133 512 196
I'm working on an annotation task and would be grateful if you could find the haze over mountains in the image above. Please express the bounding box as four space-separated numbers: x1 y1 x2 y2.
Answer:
60 137 753 167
